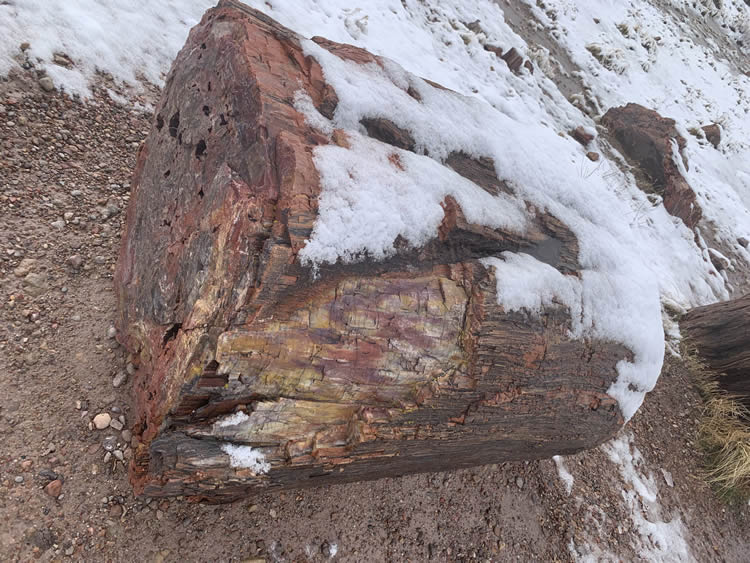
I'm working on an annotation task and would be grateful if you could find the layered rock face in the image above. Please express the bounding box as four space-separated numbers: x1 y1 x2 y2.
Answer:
601 103 702 229
116 1 627 501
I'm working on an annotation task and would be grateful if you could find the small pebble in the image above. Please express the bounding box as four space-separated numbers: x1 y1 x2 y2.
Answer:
102 436 117 452
112 372 127 388
45 479 63 498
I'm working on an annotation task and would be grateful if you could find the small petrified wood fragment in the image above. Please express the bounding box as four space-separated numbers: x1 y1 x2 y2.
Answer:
116 0 627 501
602 103 702 229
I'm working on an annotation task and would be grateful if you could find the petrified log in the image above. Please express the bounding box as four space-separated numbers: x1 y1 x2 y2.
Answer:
115 1 628 501
601 103 702 229
682 294 750 400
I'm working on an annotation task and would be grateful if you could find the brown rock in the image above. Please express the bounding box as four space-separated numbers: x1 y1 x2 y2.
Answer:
701 123 721 148
571 126 595 146
45 479 62 498
484 45 532 75
116 0 628 501
586 151 600 162
483 44 504 57
602 103 702 228
501 47 524 74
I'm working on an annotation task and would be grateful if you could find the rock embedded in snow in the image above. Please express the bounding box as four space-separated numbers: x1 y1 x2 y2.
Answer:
115 0 645 501
602 103 702 228
571 126 595 146
701 123 721 148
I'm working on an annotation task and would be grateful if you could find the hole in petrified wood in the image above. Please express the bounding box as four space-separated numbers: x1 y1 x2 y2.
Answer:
168 111 180 138
162 323 181 345
156 114 164 131
163 169 170 178
202 105 210 116
195 139 207 159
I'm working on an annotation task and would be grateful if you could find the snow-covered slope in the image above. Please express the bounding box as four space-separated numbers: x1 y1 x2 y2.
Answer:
3 0 748 422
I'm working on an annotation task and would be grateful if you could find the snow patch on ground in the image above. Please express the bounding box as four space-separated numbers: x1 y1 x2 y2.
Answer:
0 0 214 96
571 431 692 562
522 0 750 274
220 443 271 473
553 455 575 495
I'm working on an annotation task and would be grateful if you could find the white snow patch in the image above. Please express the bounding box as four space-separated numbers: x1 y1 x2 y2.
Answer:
601 432 692 562
220 443 270 474
482 253 583 336
294 90 334 137
521 0 750 278
0 0 214 96
570 431 692 561
553 455 575 495
298 131 528 266
214 411 251 429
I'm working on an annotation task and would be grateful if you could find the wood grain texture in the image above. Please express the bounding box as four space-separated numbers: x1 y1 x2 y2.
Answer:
116 0 627 501
682 294 750 398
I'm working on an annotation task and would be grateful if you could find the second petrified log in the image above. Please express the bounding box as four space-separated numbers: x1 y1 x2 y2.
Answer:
115 1 629 501
682 294 750 401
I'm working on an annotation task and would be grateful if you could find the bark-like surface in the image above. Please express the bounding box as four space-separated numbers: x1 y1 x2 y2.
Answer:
602 103 702 229
115 0 628 501
682 294 750 399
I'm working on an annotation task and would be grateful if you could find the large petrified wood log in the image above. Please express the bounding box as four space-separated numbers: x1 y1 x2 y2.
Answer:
601 103 702 229
115 1 628 501
682 294 750 400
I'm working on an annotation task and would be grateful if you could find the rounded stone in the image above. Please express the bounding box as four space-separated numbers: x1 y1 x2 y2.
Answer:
93 413 111 430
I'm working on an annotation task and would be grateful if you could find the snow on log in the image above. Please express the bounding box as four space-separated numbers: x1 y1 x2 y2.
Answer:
115 1 656 501
682 294 750 401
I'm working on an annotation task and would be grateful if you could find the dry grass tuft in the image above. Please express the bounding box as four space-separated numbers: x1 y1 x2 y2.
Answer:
686 352 750 502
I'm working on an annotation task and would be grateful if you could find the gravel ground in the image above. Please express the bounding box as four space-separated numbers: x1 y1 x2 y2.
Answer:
1 63 749 562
